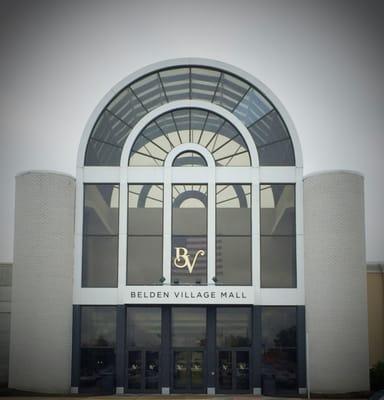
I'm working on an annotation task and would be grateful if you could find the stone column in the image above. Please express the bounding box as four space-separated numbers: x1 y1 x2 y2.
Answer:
304 171 369 393
9 171 75 393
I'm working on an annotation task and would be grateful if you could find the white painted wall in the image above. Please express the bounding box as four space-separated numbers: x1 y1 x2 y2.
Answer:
0 0 383 264
9 172 75 393
304 171 370 393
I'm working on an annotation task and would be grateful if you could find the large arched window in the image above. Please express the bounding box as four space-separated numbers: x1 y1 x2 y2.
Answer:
76 60 303 293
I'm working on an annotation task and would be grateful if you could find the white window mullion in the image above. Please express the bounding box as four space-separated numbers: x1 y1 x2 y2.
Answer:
207 174 216 284
163 167 172 284
117 168 128 301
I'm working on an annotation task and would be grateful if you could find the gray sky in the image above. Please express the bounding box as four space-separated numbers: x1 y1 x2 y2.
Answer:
0 0 383 262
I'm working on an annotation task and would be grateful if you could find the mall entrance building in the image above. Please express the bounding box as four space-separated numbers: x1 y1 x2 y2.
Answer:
8 59 370 395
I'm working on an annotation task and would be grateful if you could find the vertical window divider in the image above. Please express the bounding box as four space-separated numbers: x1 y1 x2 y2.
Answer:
163 167 172 284
252 172 260 291
207 175 216 285
118 175 128 291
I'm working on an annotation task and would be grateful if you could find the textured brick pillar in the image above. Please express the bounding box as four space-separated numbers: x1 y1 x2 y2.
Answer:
9 171 75 393
304 171 369 393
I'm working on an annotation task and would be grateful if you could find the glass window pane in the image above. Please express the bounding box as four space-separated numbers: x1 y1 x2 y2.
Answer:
172 236 207 285
172 151 207 167
127 236 163 284
81 306 116 347
126 307 161 347
216 307 252 347
261 307 297 350
258 139 295 166
261 236 296 288
172 307 206 347
159 68 190 102
248 110 288 145
145 351 160 389
260 184 295 235
216 237 251 285
127 351 142 389
233 88 273 127
172 185 207 235
82 236 118 287
107 87 146 128
216 185 251 235
128 184 163 235
84 184 119 235
262 348 297 394
191 67 221 101
85 137 122 166
80 348 115 394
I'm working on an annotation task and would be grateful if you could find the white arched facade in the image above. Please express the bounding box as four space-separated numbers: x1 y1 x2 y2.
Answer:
72 58 306 395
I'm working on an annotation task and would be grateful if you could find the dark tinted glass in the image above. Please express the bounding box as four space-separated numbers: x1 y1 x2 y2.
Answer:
216 307 252 347
260 184 295 235
216 185 251 235
145 351 160 389
85 66 295 167
172 151 207 167
81 306 116 348
172 307 206 347
216 185 251 284
126 307 161 347
260 236 296 288
262 348 297 394
261 306 297 394
216 236 251 285
128 108 251 167
261 307 297 350
172 185 207 285
127 185 163 285
84 184 119 235
127 351 142 389
82 236 118 287
127 236 163 284
80 348 115 394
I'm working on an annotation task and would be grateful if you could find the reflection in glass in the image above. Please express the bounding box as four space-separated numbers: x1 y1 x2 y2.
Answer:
216 307 251 347
86 66 295 167
126 307 161 348
261 236 296 288
260 184 295 235
261 307 297 395
216 185 251 284
218 351 232 390
173 151 207 167
236 351 249 390
127 351 142 389
172 307 206 347
260 184 296 288
172 185 207 285
174 351 188 390
83 184 119 287
81 306 116 348
191 351 204 389
127 185 163 284
129 108 251 167
80 306 116 394
145 351 159 390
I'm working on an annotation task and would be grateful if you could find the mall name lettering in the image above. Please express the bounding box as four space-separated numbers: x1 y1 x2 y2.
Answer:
129 290 247 300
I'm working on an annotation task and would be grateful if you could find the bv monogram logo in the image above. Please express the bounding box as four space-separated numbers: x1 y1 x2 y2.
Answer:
173 247 205 274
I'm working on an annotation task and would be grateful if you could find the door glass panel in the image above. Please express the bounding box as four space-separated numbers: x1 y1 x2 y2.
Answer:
218 351 232 390
145 351 159 390
174 351 188 390
236 351 249 390
127 351 141 389
191 351 204 389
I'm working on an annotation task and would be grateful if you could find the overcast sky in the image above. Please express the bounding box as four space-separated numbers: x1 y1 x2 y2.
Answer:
0 0 383 262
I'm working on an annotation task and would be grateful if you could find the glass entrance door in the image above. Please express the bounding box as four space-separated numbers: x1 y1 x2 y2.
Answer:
173 350 204 392
127 350 160 391
217 350 250 392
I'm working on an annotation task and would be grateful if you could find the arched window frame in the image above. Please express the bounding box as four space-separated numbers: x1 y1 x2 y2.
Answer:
74 59 304 307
